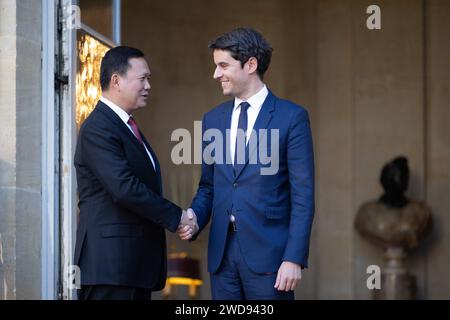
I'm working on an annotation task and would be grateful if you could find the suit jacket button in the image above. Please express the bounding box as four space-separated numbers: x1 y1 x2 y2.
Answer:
233 183 238 188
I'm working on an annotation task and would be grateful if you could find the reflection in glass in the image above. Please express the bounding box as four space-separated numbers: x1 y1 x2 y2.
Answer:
76 33 111 129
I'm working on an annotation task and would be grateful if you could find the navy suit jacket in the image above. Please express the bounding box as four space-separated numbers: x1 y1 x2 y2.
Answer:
74 101 181 289
191 91 315 274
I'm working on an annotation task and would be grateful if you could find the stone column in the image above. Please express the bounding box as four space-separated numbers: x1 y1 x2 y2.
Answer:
0 0 43 299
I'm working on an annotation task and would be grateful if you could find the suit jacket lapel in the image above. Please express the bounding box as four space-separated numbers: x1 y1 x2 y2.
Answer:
96 102 149 159
233 91 275 181
220 101 235 179
141 134 163 194
96 101 159 182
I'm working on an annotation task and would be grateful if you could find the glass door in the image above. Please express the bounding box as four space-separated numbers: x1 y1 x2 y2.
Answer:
58 0 120 299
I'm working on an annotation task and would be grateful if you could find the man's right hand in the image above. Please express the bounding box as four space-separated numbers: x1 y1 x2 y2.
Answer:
177 208 198 240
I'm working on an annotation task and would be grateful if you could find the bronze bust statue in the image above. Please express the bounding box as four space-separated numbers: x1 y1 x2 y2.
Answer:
355 157 431 251
355 156 432 299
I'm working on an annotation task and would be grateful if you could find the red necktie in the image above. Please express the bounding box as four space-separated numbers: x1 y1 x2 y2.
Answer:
127 117 144 146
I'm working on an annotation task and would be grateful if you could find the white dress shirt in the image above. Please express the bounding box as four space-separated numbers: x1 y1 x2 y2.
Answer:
230 85 269 165
100 96 156 170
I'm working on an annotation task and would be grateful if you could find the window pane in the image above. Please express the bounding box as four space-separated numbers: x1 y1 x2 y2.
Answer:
79 0 113 40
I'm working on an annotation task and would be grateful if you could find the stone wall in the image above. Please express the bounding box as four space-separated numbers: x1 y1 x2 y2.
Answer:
116 0 449 299
0 0 43 299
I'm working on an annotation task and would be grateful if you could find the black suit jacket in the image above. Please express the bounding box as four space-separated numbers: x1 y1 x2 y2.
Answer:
74 101 181 290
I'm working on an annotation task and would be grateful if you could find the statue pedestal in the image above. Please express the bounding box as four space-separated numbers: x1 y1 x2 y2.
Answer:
374 247 416 300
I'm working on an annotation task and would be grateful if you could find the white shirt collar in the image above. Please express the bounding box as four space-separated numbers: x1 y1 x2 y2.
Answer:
233 85 269 112
100 96 131 124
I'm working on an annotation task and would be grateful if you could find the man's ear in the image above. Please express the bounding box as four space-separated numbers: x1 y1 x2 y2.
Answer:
246 57 258 75
111 73 120 91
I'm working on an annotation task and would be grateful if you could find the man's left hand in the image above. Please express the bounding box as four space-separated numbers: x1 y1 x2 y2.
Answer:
274 261 302 292
177 208 198 240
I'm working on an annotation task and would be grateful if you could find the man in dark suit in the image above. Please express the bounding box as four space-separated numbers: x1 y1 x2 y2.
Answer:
74 46 197 300
179 28 315 300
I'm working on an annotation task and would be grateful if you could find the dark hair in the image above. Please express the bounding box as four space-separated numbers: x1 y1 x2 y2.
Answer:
379 156 409 207
208 27 273 80
100 46 144 90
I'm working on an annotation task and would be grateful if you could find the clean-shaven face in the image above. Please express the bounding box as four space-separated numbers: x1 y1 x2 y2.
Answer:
213 49 250 99
118 57 151 112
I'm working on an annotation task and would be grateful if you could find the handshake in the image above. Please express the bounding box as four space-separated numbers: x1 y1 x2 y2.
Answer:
177 208 199 241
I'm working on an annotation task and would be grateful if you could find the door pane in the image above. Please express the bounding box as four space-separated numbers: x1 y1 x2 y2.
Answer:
79 0 113 40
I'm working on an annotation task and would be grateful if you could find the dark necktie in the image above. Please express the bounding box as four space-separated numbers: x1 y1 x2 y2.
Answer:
127 117 144 146
234 102 250 173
